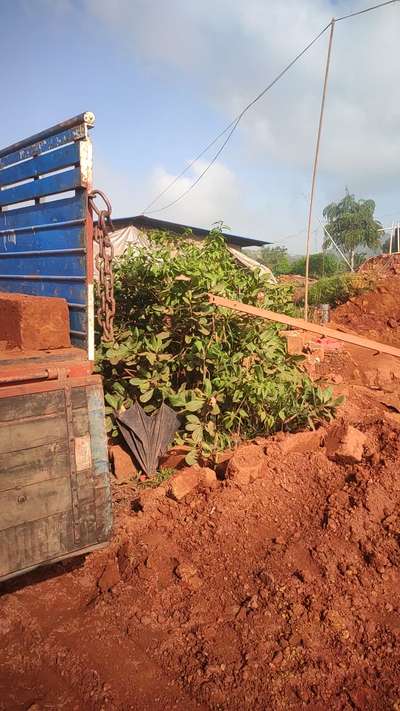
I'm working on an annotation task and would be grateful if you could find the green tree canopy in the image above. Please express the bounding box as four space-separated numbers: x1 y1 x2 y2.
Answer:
258 246 291 275
290 252 343 278
322 190 382 270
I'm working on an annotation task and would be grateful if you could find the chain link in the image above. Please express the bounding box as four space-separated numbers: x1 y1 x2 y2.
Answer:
89 189 115 341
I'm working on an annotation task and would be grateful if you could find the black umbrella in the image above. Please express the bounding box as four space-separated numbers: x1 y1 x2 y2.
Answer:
116 401 180 476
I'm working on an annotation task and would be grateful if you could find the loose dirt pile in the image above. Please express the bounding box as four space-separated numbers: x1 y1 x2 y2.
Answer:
1 389 400 710
332 275 400 347
359 254 400 278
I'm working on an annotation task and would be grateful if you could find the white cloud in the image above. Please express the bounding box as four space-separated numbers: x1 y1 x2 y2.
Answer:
85 0 400 249
85 0 400 178
146 161 246 229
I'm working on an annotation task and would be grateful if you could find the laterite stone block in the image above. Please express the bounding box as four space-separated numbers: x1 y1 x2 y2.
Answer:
279 330 308 355
0 292 70 350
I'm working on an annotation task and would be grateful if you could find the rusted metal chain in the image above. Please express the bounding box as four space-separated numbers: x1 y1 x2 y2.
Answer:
89 189 115 341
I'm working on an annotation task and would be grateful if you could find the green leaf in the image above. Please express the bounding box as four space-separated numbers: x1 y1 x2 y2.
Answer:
192 426 204 444
203 378 212 397
140 389 154 403
185 423 198 432
185 398 205 412
104 393 119 409
185 449 198 466
168 393 187 408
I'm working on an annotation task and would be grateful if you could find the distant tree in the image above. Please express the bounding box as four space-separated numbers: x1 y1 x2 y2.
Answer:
290 252 343 278
322 190 382 270
258 246 291 275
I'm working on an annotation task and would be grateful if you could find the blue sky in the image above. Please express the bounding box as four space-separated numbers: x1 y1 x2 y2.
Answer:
1 0 399 253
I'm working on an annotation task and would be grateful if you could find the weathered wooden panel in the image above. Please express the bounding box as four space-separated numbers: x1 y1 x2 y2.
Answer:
0 386 86 424
0 390 65 422
0 377 112 582
73 407 89 437
0 414 67 453
71 386 87 409
0 441 69 492
0 510 73 577
77 468 95 503
0 476 72 530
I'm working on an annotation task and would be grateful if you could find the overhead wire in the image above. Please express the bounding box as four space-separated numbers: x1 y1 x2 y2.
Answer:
336 0 398 22
142 0 399 216
142 21 332 214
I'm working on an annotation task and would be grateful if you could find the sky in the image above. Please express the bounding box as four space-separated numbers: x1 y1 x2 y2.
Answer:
1 0 399 253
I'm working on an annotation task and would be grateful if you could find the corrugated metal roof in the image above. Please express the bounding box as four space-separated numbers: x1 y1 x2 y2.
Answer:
110 215 269 248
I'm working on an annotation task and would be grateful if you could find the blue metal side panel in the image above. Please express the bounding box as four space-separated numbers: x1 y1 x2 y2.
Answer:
0 143 80 187
0 277 86 302
0 193 88 345
0 225 85 252
0 118 92 351
0 194 86 230
0 125 86 168
0 253 86 277
0 168 82 207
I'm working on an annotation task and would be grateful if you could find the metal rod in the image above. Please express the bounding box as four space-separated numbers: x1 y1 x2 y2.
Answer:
389 221 394 254
304 19 335 320
397 221 400 253
0 370 55 385
0 113 95 160
318 218 353 270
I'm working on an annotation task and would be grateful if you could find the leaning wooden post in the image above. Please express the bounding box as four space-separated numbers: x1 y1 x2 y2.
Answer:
304 18 335 320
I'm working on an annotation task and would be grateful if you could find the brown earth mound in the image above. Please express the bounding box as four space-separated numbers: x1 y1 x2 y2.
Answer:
1 389 400 710
332 275 400 347
359 253 400 277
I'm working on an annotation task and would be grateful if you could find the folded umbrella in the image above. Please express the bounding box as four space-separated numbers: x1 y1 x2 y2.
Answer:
116 401 180 476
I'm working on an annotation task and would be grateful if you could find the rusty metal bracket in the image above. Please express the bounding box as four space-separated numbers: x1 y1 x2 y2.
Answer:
0 367 69 386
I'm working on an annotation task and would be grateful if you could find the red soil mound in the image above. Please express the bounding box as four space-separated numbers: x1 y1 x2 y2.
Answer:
359 253 400 277
332 275 400 347
1 390 400 710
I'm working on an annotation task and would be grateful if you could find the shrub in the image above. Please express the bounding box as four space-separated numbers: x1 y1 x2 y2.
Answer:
290 252 344 278
96 228 342 465
307 272 376 307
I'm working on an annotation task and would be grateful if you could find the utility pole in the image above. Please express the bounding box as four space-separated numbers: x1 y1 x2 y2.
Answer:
304 19 335 320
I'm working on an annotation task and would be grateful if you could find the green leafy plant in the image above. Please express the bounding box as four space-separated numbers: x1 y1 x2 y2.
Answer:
96 227 342 465
307 271 377 307
290 252 344 278
139 467 176 489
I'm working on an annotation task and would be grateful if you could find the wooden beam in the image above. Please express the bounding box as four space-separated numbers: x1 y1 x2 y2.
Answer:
208 293 400 359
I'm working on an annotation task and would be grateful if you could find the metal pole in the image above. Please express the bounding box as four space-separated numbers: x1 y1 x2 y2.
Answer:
397 221 400 253
320 220 353 270
304 19 335 320
389 221 394 254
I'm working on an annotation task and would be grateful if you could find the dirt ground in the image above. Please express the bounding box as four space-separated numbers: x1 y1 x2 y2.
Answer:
2 287 400 710
332 274 400 348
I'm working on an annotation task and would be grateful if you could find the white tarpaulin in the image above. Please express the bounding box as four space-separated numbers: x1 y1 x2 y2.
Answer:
94 226 276 283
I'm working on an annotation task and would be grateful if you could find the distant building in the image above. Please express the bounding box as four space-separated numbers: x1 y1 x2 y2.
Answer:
110 215 269 250
105 215 275 282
